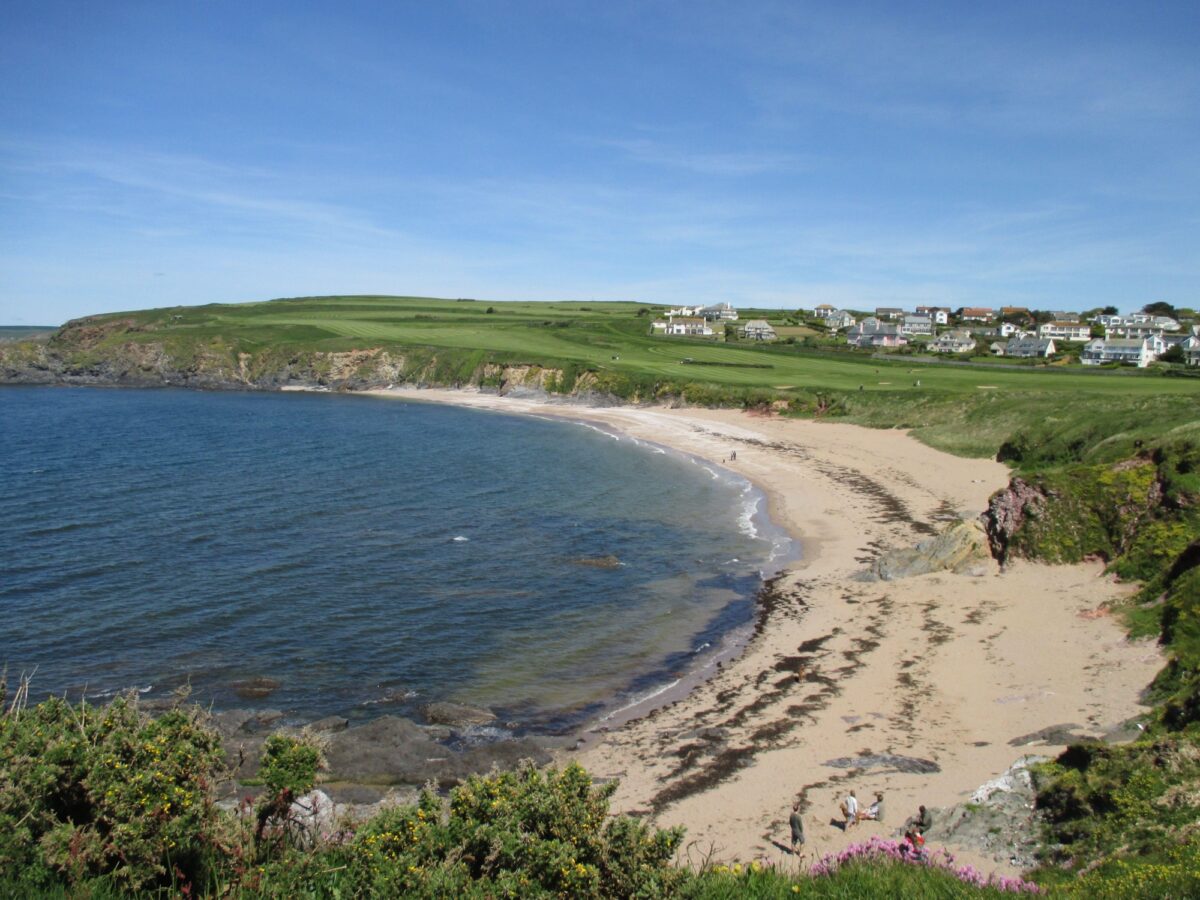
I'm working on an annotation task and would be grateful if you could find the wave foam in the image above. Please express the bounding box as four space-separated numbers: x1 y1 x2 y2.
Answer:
602 678 681 721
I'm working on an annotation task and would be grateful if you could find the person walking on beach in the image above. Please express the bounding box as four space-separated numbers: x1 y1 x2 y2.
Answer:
843 790 858 829
789 800 805 855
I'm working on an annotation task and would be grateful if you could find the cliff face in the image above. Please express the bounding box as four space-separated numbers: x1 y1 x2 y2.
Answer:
982 450 1198 582
0 318 584 397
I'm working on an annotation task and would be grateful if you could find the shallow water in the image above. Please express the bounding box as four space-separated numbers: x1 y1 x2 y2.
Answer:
0 387 791 733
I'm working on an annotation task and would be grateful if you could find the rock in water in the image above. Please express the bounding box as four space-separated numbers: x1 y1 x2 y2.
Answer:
324 716 446 784
870 519 992 581
419 701 497 727
572 554 621 569
231 676 282 699
309 715 350 734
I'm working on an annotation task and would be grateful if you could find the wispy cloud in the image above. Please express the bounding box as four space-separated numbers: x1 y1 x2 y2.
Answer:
0 140 417 243
597 137 810 176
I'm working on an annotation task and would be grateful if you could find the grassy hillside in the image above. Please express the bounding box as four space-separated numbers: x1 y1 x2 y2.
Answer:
10 294 1197 458
78 294 1194 394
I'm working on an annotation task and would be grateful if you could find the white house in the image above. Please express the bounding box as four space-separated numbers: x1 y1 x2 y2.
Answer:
1081 337 1163 367
875 307 904 320
812 304 837 319
825 309 856 331
916 306 950 325
1183 336 1200 367
930 330 976 353
1006 337 1056 358
902 314 934 336
659 317 713 336
700 303 739 321
1105 321 1175 340
960 307 995 322
1039 321 1091 342
739 319 776 340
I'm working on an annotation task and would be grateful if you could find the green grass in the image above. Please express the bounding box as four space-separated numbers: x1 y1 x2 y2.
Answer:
74 294 1200 395
30 294 1194 460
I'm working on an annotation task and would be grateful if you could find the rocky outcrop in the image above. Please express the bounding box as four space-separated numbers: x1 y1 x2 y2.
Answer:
0 331 581 398
322 715 550 787
921 756 1049 869
869 519 993 580
419 701 497 728
980 479 1048 564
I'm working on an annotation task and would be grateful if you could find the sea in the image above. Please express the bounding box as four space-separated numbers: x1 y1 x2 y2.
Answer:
0 387 794 735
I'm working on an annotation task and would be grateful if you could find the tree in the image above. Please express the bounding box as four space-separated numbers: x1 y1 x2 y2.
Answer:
1143 301 1177 318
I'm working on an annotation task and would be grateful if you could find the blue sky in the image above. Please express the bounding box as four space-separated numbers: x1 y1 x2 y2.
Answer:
2 1 1198 324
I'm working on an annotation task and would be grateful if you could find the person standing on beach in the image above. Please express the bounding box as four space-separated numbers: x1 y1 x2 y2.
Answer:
789 801 805 855
844 790 858 829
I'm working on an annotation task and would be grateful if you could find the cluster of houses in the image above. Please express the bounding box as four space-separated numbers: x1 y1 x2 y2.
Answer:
649 301 1200 367
814 304 1200 367
650 304 779 342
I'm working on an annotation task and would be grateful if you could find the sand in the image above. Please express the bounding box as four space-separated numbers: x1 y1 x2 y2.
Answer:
360 387 1162 875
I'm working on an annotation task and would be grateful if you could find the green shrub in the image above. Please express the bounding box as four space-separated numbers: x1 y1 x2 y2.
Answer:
0 694 224 894
253 733 323 856
258 733 320 797
1032 738 1200 874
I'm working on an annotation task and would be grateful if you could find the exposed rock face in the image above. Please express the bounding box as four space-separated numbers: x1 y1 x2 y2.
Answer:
869 519 993 581
0 329 588 400
980 479 1048 564
287 789 338 849
920 756 1049 869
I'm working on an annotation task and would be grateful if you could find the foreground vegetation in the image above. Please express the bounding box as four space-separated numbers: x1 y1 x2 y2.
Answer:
0 689 1083 897
3 295 1199 895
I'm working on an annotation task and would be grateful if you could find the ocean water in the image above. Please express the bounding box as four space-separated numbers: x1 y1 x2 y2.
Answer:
0 387 792 733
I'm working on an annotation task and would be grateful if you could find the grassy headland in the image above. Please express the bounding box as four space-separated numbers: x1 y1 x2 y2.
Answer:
4 294 1198 457
2 294 1199 895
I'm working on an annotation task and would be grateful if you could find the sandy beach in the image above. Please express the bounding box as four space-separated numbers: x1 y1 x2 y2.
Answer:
362 387 1162 875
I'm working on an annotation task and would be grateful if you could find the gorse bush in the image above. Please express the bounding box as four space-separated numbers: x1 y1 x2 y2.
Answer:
333 763 687 898
253 733 323 856
0 703 689 898
0 694 224 893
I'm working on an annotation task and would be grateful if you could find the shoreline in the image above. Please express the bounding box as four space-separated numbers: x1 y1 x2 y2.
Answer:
359 385 1163 875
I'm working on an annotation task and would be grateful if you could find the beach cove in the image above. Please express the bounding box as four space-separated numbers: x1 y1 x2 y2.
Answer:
364 386 1163 876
